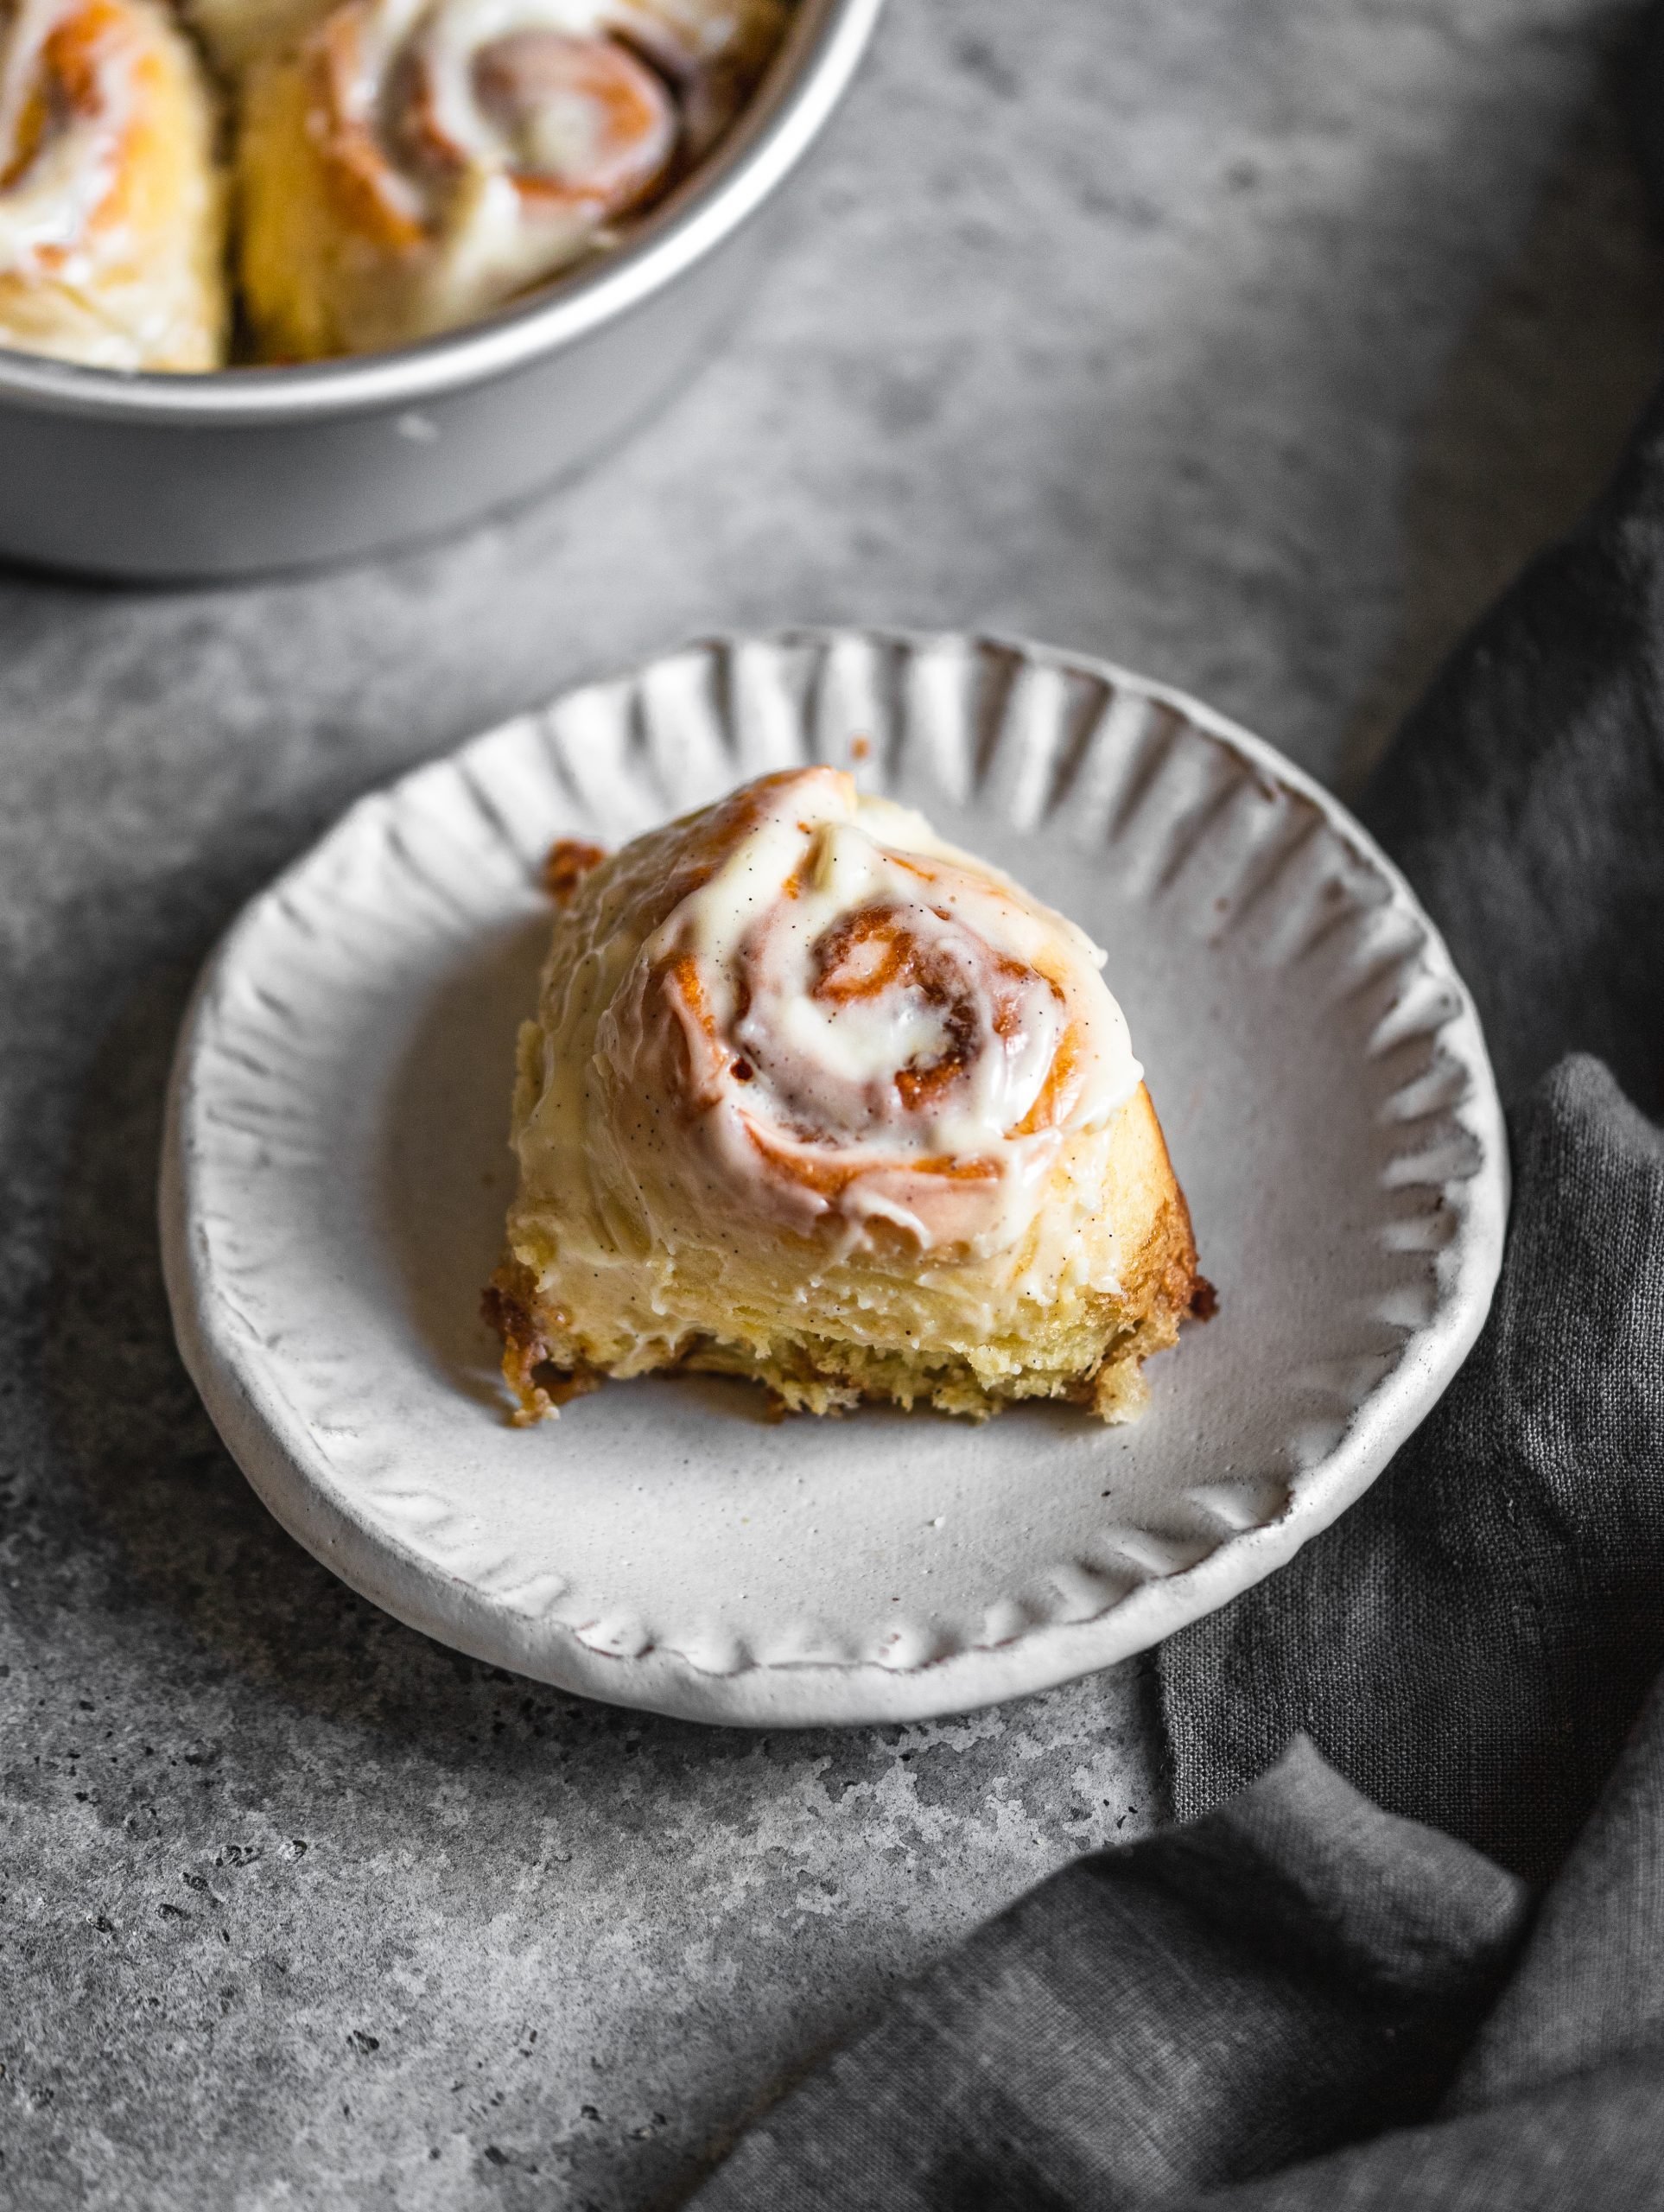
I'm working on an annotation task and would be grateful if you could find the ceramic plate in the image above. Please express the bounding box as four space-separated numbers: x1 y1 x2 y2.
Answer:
161 629 1507 1726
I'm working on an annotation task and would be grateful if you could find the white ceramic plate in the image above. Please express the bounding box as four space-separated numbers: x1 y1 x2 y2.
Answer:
161 629 1507 1726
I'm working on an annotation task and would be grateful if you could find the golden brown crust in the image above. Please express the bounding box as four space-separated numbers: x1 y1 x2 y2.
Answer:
542 838 609 904
481 1261 600 1426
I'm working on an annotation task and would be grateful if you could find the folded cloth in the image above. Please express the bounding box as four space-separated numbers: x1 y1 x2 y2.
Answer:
690 1695 1664 2209
1163 1055 1664 1885
689 1742 1531 2209
686 295 1664 2212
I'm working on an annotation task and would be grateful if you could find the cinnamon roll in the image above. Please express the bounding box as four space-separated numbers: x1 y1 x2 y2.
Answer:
234 0 788 360
0 0 227 370
488 767 1207 1425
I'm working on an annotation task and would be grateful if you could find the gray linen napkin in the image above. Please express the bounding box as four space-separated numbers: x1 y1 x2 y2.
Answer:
684 362 1664 2212
1160 384 1664 1878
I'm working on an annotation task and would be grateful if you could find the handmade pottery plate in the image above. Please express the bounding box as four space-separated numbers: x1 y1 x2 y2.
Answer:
161 629 1508 1726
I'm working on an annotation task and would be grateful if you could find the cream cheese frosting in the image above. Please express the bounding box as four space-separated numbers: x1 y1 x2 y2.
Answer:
600 770 1144 1256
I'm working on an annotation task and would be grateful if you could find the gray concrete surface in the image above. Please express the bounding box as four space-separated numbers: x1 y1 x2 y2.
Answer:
3 0 1663 2203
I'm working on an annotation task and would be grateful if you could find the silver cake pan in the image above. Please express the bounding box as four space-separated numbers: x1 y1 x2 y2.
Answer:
0 0 883 582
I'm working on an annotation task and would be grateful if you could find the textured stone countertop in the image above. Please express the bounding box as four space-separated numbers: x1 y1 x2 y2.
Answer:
3 2 1661 2204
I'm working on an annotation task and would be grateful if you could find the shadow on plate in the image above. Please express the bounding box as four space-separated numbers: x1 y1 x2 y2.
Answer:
376 906 545 1413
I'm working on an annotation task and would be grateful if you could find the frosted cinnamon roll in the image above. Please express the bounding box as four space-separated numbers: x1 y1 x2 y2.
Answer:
0 0 227 370
234 0 787 359
488 767 1207 1424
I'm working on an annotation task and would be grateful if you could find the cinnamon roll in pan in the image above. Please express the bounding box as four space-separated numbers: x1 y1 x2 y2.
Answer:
0 0 226 370
235 0 788 359
489 766 1207 1425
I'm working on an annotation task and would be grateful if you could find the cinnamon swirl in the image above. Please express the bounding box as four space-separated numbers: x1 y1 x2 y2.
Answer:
488 767 1206 1425
234 0 788 359
0 0 227 369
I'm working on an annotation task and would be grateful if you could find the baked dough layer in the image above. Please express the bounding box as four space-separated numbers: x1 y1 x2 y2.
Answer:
489 768 1206 1422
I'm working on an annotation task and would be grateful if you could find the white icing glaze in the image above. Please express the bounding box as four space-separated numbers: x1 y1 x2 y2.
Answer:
418 0 611 175
607 769 1143 1256
0 0 132 276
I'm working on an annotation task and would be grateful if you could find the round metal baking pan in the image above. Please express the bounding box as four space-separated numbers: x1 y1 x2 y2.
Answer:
0 0 885 581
